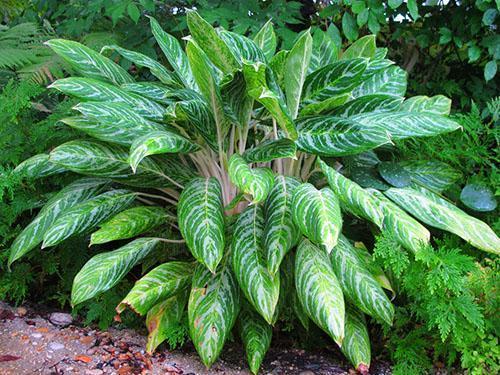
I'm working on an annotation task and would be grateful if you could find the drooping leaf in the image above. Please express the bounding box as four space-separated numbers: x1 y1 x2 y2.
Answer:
295 239 345 345
71 238 160 306
378 162 412 188
400 95 451 115
342 35 376 60
460 183 497 212
228 154 274 203
352 65 406 97
342 306 371 373
243 139 297 163
291 182 342 252
232 205 280 323
42 189 136 248
399 160 461 192
117 261 193 315
90 206 168 245
253 20 277 60
178 177 224 273
13 153 66 179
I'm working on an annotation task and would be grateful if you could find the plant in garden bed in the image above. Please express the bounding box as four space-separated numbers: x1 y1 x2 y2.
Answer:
8 11 500 374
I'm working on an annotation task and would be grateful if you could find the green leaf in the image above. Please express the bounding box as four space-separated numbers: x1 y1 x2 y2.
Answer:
342 306 371 372
186 10 239 74
220 70 254 126
243 139 297 163
385 186 500 254
13 153 66 179
342 35 376 60
188 262 240 367
299 93 350 116
296 116 391 157
232 205 280 324
269 50 288 87
399 160 461 192
253 20 277 60
42 189 136 248
468 45 481 63
121 82 173 105
228 154 274 203
342 12 359 42
291 183 342 252
295 239 345 345
281 252 310 330
90 206 168 245
331 235 394 324
71 238 160 306
129 131 200 172
482 8 498 26
309 29 339 74
352 66 406 97
400 95 451 115
127 3 140 23
318 159 384 228
388 0 403 9
263 176 301 275
326 94 403 117
284 30 312 119
460 184 497 212
238 305 272 375
484 60 497 81
8 178 107 266
117 261 193 315
45 39 133 85
219 30 266 65
407 0 419 20
178 177 225 273
378 162 412 188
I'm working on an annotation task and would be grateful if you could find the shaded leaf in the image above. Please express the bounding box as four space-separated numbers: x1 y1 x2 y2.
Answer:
228 154 274 203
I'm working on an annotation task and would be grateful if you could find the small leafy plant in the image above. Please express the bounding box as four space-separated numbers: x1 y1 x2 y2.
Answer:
8 11 499 374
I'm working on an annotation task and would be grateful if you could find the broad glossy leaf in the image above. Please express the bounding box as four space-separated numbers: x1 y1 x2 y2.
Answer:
263 176 301 274
460 183 497 212
71 238 160 305
309 29 338 74
42 189 136 248
291 183 342 252
342 306 371 373
319 159 384 228
178 177 225 272
13 153 66 179
228 154 274 203
331 235 394 324
269 50 288 88
221 70 253 126
45 39 133 85
400 95 451 115
385 186 500 254
342 35 376 59
284 30 312 119
146 291 188 354
121 82 173 105
8 178 107 266
90 206 168 245
219 30 266 64
299 93 350 116
281 252 310 330
325 94 403 117
232 205 280 323
188 262 240 367
238 305 272 375
400 160 461 192
253 20 276 60
295 239 345 345
129 130 200 172
296 116 391 157
243 139 297 163
378 162 412 188
352 65 406 97
350 167 390 191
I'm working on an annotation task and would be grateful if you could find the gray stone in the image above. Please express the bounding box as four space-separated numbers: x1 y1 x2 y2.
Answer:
48 342 65 351
31 333 42 339
48 312 73 327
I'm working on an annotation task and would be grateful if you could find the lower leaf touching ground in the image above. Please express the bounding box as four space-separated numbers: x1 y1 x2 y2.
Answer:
228 154 275 203
177 177 225 272
117 261 193 315
295 239 345 345
71 238 160 306
90 206 168 245
146 290 188 354
342 306 371 374
232 205 280 324
330 235 394 325
291 183 342 252
8 178 107 266
42 189 136 248
238 304 272 375
263 176 301 275
188 262 240 368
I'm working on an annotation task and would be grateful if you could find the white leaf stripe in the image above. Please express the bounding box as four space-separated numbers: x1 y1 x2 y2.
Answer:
308 29 338 74
295 239 345 345
42 189 136 248
400 160 461 192
121 82 173 105
71 238 160 306
342 306 371 372
341 35 376 60
228 154 274 203
400 95 451 115
219 30 267 64
253 20 276 60
352 65 406 98
13 153 67 179
243 139 297 163
232 205 280 324
324 94 403 117
178 178 225 272
117 261 193 315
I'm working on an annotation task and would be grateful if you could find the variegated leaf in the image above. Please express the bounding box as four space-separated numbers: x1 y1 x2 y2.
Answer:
90 206 168 245
228 154 274 203
188 262 240 367
221 70 254 126
385 186 500 254
45 39 133 85
352 241 394 294
232 205 280 324
309 29 338 74
400 95 451 115
178 178 225 272
253 20 276 60
269 50 288 88
117 261 193 315
42 189 136 248
146 291 188 354
342 306 371 373
238 305 272 375
319 159 384 228
219 30 266 64
129 131 200 172
342 35 376 60
400 160 461 192
281 252 310 330
296 116 391 157
285 30 312 119
331 235 394 324
325 94 403 117
121 82 173 105
352 65 406 97
13 153 66 179
295 239 345 345
71 238 160 306
291 183 342 252
8 178 107 266
299 93 350 116
263 176 301 274
243 139 297 163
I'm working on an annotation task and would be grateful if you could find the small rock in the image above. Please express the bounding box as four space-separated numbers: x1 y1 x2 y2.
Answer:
299 372 315 375
16 307 27 316
85 370 103 375
49 312 73 327
48 342 65 351
31 333 42 339
86 348 97 355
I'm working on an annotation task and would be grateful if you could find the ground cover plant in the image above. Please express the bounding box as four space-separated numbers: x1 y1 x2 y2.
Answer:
7 11 499 374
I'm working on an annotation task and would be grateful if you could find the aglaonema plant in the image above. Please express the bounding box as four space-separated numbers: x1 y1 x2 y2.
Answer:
9 10 500 374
